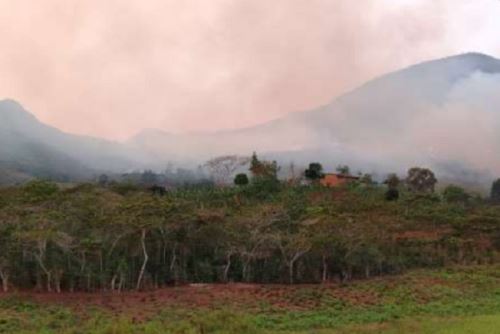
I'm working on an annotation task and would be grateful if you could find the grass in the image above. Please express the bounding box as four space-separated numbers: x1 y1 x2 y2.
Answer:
2 265 500 333
336 314 500 334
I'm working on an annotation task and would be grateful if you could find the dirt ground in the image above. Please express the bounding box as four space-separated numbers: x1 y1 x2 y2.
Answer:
0 282 382 321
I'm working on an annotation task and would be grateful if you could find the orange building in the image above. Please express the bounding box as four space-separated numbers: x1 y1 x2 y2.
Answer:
320 173 360 187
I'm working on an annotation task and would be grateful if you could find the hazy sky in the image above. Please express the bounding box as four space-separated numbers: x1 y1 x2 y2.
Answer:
0 0 499 140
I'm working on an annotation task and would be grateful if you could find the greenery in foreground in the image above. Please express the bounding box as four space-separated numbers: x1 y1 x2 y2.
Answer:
1 266 500 333
0 163 500 292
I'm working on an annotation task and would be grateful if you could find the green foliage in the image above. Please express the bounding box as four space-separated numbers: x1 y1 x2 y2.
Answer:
234 173 249 186
491 178 500 202
385 173 400 190
385 188 399 201
360 174 373 185
109 181 140 195
2 266 500 333
443 185 470 204
0 177 499 293
336 165 350 176
249 152 279 180
21 179 58 203
304 163 324 181
247 152 281 198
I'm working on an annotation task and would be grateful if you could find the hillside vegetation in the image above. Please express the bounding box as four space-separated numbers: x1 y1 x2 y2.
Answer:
0 169 499 292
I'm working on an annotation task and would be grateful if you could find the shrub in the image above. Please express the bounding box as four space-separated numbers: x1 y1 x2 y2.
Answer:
234 173 249 186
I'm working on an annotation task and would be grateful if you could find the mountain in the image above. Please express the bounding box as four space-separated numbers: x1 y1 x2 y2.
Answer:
0 100 147 184
2 52 500 186
130 52 500 184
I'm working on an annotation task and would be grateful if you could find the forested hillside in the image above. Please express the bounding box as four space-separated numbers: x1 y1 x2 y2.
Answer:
0 168 499 293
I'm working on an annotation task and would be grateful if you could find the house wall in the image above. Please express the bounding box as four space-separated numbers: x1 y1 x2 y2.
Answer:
320 174 346 187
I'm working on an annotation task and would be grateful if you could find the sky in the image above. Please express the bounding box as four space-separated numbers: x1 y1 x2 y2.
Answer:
0 0 499 141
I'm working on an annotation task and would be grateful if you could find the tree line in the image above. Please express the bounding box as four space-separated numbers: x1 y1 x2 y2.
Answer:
0 155 499 292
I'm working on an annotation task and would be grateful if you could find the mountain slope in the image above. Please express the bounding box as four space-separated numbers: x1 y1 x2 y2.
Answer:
2 52 499 186
131 53 500 181
0 100 147 184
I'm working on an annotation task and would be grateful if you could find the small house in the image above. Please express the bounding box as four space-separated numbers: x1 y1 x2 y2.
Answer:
320 173 360 187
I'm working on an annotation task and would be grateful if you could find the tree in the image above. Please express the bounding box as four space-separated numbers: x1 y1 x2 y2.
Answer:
385 174 400 189
118 195 171 290
384 173 400 201
360 174 374 185
443 185 470 204
234 173 249 186
406 167 437 193
304 163 324 182
141 170 158 186
249 152 279 179
287 162 301 184
98 174 109 186
491 179 500 203
336 165 350 176
205 155 250 185
248 153 281 195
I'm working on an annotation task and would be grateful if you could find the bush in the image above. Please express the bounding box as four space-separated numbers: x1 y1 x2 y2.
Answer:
443 185 470 204
304 163 324 182
385 188 399 201
491 179 500 203
22 179 58 202
234 173 249 186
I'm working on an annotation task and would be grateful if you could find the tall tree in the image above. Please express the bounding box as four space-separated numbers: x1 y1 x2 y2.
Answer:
205 155 250 185
406 167 437 193
384 173 400 201
304 163 324 183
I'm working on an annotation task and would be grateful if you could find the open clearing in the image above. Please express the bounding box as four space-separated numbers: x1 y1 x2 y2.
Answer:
1 265 500 333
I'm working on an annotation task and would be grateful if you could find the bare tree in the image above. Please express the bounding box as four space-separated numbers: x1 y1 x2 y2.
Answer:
204 155 250 185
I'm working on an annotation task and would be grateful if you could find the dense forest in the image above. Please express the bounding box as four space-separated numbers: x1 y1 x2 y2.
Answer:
0 154 499 293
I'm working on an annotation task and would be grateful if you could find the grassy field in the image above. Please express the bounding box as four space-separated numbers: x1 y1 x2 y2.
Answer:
1 265 500 333
342 314 500 333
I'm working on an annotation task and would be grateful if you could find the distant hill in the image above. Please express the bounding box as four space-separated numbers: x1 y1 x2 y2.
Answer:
130 53 500 185
2 52 500 187
0 100 146 184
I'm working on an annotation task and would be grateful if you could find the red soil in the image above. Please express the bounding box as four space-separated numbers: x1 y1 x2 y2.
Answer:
0 282 380 321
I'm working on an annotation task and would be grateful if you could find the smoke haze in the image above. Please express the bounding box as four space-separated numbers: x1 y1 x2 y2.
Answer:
0 0 499 140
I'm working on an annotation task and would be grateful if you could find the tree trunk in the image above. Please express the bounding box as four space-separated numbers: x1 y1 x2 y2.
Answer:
136 228 149 290
170 244 177 282
0 270 9 292
322 255 328 283
286 250 310 285
110 274 117 291
223 253 232 283
289 260 295 284
118 274 124 292
54 269 63 293
35 254 51 292
242 258 252 282
46 272 52 292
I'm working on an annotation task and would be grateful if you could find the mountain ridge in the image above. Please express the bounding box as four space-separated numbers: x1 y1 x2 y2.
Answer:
1 52 500 186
